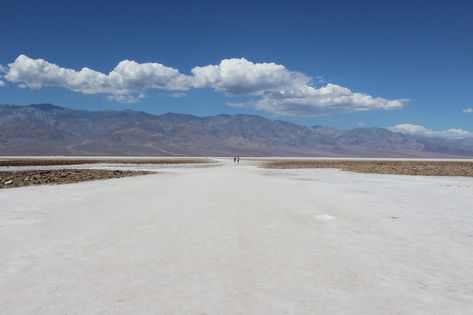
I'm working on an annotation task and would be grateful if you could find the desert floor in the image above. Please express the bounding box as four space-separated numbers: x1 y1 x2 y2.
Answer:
1 158 472 314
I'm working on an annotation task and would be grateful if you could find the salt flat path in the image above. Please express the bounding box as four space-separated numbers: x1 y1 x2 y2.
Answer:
1 159 472 314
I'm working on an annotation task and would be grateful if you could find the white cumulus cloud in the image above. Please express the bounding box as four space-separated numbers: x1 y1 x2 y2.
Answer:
6 55 192 102
4 54 408 115
255 83 407 116
389 123 472 139
191 58 310 95
463 108 473 113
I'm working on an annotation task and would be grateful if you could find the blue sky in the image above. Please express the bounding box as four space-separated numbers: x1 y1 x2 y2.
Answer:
0 0 472 136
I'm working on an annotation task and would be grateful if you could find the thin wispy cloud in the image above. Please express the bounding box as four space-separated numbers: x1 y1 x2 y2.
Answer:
225 101 252 108
315 75 326 84
5 54 409 115
169 92 187 98
389 123 472 139
463 108 473 113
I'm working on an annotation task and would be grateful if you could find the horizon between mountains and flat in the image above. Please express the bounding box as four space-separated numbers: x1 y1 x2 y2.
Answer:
1 0 472 141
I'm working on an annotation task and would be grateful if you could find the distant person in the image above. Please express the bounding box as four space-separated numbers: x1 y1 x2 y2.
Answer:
237 156 240 164
233 157 236 163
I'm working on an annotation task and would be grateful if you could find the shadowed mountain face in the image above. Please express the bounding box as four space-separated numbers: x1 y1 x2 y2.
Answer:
1 104 472 157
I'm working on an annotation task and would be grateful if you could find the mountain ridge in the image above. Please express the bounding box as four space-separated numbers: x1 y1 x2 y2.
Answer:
1 103 472 157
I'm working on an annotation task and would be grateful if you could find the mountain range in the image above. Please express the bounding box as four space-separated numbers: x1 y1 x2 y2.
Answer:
1 104 472 157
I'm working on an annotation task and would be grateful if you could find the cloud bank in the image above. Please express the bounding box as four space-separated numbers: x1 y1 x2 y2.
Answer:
5 54 408 116
390 124 472 139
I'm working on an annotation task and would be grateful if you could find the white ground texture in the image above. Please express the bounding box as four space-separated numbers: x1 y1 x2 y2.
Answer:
1 158 473 314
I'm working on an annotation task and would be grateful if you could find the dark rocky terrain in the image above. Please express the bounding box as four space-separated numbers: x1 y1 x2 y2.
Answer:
1 104 472 157
264 160 473 177
0 169 153 189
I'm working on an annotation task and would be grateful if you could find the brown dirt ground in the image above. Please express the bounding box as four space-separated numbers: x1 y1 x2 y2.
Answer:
263 160 473 177
0 158 212 167
0 169 153 189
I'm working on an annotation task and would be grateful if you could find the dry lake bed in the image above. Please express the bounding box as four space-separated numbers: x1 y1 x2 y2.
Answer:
1 157 472 314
